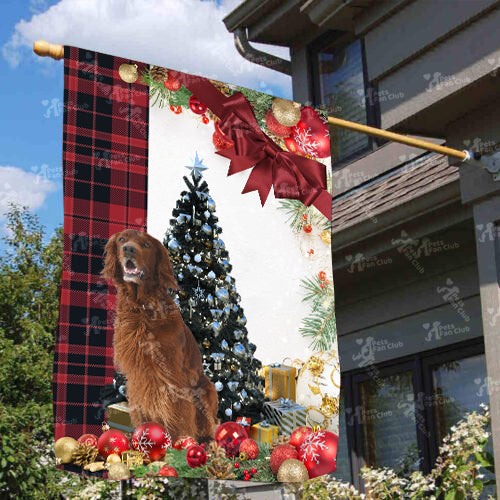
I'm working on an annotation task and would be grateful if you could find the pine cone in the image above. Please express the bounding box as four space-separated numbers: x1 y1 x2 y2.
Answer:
150 66 168 83
206 440 226 460
206 459 236 480
270 435 290 453
209 79 232 97
72 443 99 467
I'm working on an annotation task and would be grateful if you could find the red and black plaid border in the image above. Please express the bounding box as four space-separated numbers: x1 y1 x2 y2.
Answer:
54 47 148 440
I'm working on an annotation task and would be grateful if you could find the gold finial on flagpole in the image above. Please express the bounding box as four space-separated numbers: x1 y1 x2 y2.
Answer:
33 40 64 60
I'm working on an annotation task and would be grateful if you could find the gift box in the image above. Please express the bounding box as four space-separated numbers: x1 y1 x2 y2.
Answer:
107 401 134 433
236 416 252 437
263 398 307 435
263 364 296 400
250 420 278 444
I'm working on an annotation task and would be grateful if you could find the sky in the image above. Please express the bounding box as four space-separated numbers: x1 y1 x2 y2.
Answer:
0 0 291 243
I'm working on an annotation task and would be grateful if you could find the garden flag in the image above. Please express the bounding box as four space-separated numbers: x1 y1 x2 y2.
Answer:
54 46 339 481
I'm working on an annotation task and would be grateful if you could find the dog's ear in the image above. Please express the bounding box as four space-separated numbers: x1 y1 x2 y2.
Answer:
154 239 179 291
102 233 122 283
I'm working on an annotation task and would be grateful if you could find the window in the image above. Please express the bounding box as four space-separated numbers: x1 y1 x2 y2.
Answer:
334 340 489 490
310 34 380 164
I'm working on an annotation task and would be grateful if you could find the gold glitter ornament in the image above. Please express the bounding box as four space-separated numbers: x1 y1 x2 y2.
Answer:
119 63 138 84
272 98 301 127
108 462 131 480
320 394 339 418
84 461 105 472
55 437 78 464
277 458 309 482
106 453 122 466
320 229 331 245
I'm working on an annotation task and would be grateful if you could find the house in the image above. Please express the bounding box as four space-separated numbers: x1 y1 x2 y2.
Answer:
223 0 500 494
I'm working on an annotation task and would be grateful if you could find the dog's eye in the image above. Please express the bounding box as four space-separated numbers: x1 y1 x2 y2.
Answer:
118 237 126 243
143 241 151 248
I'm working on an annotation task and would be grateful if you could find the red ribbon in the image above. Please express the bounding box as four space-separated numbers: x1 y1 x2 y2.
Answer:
169 72 332 220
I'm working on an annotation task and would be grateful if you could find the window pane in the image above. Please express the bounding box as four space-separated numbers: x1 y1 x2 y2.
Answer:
359 371 420 474
331 393 351 483
431 354 493 497
431 354 488 443
317 39 370 162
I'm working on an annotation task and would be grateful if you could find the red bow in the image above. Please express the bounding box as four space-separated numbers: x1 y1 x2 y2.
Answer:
169 72 332 220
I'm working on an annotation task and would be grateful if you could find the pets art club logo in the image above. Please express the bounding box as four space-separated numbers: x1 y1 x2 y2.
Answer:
356 86 404 108
423 71 471 92
345 405 392 426
345 252 392 273
352 336 403 367
474 376 500 397
476 222 500 243
486 306 500 327
333 168 371 190
391 230 459 274
436 279 470 322
423 321 470 342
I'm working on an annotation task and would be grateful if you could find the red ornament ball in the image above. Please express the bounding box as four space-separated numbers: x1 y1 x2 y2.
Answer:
172 435 198 451
212 121 234 151
289 425 313 451
186 445 207 468
164 73 181 91
97 429 129 459
170 105 182 114
158 465 178 477
270 444 299 474
214 421 247 458
291 107 330 158
265 109 292 138
78 433 98 448
239 438 259 460
132 422 172 462
303 224 312 233
283 136 304 156
299 430 338 478
202 115 209 124
189 95 207 115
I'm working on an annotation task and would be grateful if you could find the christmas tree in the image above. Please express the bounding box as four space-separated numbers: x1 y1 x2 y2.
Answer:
164 153 265 422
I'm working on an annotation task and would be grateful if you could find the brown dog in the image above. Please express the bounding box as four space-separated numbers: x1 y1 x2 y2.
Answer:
102 229 219 442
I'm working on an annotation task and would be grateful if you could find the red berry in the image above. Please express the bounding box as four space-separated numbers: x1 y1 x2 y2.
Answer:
170 105 182 114
302 214 308 220
234 462 240 468
244 476 250 481
303 224 312 233
318 271 327 281
243 469 249 475
325 279 330 285
202 115 209 124
251 468 257 474
320 283 325 289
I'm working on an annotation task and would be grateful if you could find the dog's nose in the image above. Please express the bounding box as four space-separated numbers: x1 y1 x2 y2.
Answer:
123 244 137 257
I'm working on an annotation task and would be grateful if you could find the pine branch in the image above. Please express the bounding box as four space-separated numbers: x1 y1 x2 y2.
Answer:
299 304 336 351
140 68 192 109
278 199 330 231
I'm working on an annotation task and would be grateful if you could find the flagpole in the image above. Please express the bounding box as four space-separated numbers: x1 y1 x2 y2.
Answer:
31 39 472 163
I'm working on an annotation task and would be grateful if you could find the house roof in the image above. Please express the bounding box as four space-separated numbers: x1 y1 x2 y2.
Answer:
331 153 460 234
223 0 376 45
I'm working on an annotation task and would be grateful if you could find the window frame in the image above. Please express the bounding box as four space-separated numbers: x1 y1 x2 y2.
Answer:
338 337 486 491
308 31 383 168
